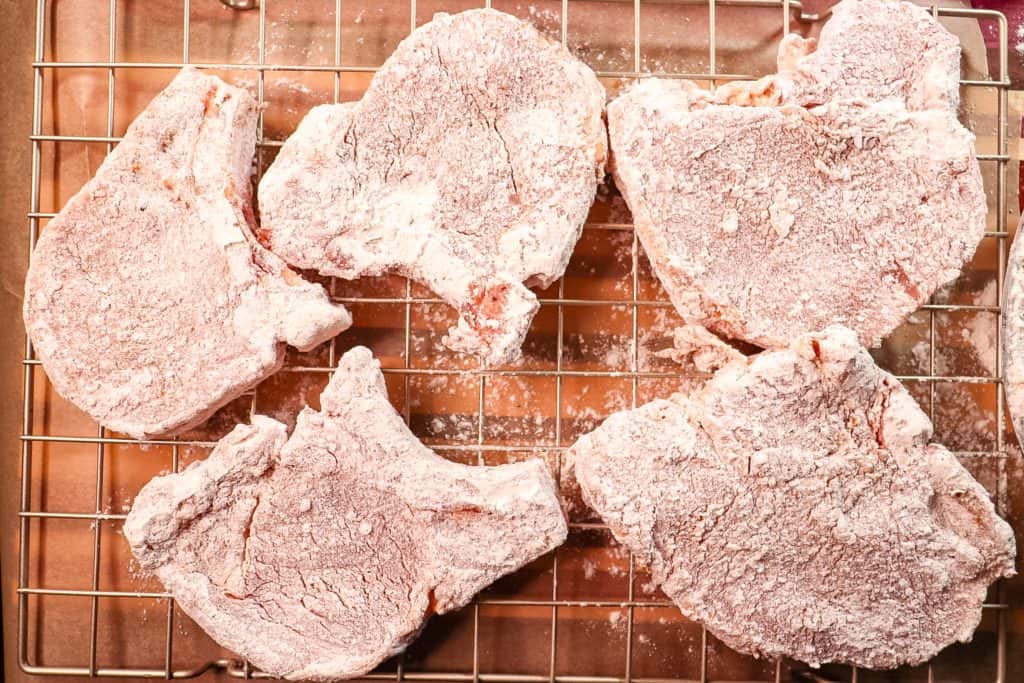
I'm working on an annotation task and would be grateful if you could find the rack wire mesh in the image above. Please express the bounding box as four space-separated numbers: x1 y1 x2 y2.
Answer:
17 0 1017 681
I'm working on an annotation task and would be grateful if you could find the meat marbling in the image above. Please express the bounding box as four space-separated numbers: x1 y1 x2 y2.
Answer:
608 0 986 350
258 9 607 365
568 325 1015 669
124 346 567 680
23 67 351 439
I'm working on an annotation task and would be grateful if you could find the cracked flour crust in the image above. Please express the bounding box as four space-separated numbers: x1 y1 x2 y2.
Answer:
258 9 607 365
124 346 567 681
568 326 1015 669
23 68 351 440
608 0 986 351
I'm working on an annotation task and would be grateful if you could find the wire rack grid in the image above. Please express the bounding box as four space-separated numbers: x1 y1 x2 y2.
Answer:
16 1 1015 682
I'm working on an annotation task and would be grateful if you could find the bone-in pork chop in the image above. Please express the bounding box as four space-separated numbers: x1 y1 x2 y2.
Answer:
568 326 1015 669
776 0 961 111
125 346 567 680
23 68 351 439
258 9 607 365
608 0 985 350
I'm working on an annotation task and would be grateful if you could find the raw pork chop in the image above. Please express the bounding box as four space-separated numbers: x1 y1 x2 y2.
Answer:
1002 220 1024 444
258 9 606 365
609 0 985 350
568 326 1015 669
774 0 960 111
23 68 350 439
125 346 567 680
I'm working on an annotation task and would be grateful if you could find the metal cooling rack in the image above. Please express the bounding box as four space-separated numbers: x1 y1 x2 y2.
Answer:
17 1 1014 682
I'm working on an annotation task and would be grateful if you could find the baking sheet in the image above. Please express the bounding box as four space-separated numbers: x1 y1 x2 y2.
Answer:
5 1 1024 682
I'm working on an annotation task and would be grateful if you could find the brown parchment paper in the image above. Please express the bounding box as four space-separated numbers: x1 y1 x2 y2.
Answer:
3 1 1023 682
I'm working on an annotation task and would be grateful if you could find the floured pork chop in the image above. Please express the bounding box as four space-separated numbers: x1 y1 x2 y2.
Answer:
23 68 350 440
568 326 1015 669
1002 220 1024 445
609 0 985 350
258 9 606 365
773 0 960 111
125 346 567 680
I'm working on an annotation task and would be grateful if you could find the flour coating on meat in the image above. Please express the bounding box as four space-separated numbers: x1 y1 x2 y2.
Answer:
775 0 960 111
23 68 351 439
258 9 607 365
656 324 744 373
124 346 567 680
1001 218 1024 444
608 0 985 350
568 326 1015 669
